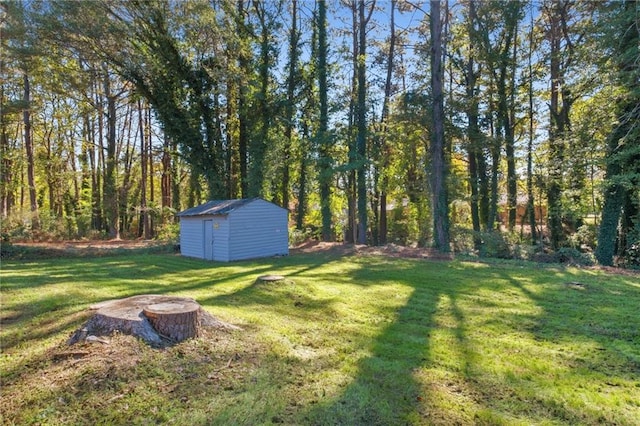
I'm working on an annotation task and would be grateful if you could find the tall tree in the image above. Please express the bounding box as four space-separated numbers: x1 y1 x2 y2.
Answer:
429 0 450 252
525 2 539 243
282 0 300 210
596 0 640 266
138 99 151 239
102 67 119 239
463 0 483 249
545 0 567 249
541 0 591 249
355 0 375 244
249 0 280 198
317 0 332 241
375 0 396 245
4 2 41 229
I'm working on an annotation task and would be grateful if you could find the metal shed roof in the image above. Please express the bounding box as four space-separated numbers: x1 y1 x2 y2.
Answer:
177 198 259 217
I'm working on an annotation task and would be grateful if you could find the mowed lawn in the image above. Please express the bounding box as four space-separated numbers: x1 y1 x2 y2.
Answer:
1 249 639 425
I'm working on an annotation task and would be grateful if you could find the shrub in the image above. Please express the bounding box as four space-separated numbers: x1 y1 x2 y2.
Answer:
478 231 513 259
555 247 595 267
450 226 475 255
155 222 179 243
621 242 640 269
289 227 320 246
568 224 598 250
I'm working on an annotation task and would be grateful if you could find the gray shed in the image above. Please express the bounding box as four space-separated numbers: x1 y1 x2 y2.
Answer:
177 198 289 262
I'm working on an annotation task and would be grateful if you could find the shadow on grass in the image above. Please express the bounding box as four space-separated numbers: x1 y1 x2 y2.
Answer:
456 264 640 424
3 251 640 424
299 258 466 425
504 268 640 373
0 254 274 352
303 258 640 425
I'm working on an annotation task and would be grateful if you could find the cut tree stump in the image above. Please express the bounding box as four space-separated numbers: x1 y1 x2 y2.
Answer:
143 301 201 342
256 274 285 283
68 294 239 346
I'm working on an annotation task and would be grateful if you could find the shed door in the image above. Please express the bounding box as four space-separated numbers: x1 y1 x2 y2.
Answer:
203 220 214 260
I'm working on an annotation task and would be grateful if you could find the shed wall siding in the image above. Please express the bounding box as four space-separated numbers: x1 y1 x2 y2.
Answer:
179 218 205 259
211 216 230 262
228 199 289 261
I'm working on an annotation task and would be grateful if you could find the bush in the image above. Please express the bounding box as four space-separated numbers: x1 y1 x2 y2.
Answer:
155 222 179 243
450 226 475 255
555 247 595 267
621 242 640 269
289 227 320 246
568 224 598 250
0 215 33 241
478 231 514 259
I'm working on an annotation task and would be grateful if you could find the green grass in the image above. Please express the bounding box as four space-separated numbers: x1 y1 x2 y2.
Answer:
1 250 639 425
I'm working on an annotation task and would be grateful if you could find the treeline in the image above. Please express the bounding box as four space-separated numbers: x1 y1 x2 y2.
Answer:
1 1 638 266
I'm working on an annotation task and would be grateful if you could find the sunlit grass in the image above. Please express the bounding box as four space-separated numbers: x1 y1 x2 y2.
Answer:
1 251 639 425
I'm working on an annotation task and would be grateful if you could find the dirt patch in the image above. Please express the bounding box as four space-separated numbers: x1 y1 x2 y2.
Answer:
14 239 164 250
4 239 174 259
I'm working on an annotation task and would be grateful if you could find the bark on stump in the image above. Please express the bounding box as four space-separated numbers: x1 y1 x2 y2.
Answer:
68 295 238 346
256 274 285 284
143 301 201 342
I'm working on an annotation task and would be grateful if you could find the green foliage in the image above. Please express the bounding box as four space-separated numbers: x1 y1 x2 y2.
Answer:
622 242 640 269
154 222 179 243
568 224 598 250
555 247 596 267
289 227 320 246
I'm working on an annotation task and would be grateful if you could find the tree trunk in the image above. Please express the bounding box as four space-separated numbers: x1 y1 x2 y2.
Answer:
355 0 369 245
345 0 358 245
526 5 537 243
466 0 481 249
161 133 171 212
317 0 332 241
547 2 566 250
23 72 39 230
377 0 396 246
138 100 151 239
282 0 299 211
103 69 119 239
248 1 271 199
429 0 450 252
237 0 249 198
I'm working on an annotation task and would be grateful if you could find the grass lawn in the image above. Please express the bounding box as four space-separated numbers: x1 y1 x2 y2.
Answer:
1 248 639 425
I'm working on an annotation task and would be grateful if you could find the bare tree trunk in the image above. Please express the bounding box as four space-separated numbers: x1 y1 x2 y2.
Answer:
355 0 370 245
344 1 357 244
429 0 450 252
138 100 151 239
547 2 565 250
378 0 396 246
147 107 155 237
526 5 538 243
103 69 119 239
466 0 481 250
23 72 39 230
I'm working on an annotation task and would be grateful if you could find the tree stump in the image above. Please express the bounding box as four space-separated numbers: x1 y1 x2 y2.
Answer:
68 295 238 346
256 274 285 284
143 300 201 342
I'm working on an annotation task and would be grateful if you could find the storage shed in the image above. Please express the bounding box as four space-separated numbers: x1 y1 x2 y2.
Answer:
177 198 289 262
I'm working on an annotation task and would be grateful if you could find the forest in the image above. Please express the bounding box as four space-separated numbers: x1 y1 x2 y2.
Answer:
1 0 638 267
